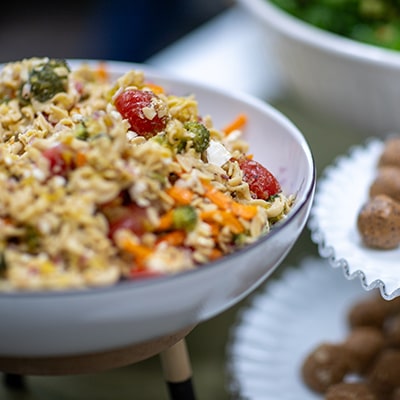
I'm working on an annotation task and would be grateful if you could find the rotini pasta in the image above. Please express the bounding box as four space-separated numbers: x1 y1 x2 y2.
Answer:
0 57 294 291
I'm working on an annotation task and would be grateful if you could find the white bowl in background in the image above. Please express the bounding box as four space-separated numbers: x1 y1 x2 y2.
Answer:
0 60 315 358
237 0 400 136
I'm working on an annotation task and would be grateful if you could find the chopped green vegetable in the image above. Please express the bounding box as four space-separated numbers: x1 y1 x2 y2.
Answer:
0 96 11 105
75 122 89 141
172 205 198 231
184 121 210 153
233 233 247 246
151 133 169 146
0 252 6 277
270 0 400 50
149 171 167 184
25 225 40 252
19 59 70 104
155 122 210 154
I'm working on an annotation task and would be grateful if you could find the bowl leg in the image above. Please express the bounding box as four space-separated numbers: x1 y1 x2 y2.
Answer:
2 373 26 391
160 338 196 400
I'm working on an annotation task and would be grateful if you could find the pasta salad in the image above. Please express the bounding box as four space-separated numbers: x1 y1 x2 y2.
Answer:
0 57 294 291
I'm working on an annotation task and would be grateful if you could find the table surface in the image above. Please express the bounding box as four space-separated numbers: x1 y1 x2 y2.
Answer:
0 5 367 400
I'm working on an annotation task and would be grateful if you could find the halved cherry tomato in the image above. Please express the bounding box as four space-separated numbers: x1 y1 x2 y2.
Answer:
238 158 281 200
129 269 163 280
42 144 72 177
107 203 148 239
115 89 167 138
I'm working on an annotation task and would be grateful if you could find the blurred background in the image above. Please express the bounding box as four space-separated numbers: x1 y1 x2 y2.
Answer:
0 0 233 63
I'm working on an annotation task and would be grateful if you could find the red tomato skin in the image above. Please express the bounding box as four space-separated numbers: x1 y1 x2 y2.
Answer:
129 269 163 280
107 204 148 239
115 89 167 138
238 158 281 200
42 144 71 176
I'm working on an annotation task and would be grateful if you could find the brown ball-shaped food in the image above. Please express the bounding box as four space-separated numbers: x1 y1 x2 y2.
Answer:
357 194 400 250
384 296 400 316
384 314 400 348
391 387 400 400
348 295 393 330
343 326 386 374
370 166 400 203
324 382 378 400
378 136 400 169
302 343 351 394
367 349 400 397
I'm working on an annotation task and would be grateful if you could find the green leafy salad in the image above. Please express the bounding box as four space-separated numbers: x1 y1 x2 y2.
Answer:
270 0 400 50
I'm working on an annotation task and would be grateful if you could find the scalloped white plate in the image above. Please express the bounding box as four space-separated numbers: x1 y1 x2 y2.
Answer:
226 257 369 400
308 137 400 300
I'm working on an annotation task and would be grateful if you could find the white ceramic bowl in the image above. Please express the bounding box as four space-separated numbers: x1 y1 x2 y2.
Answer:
0 60 315 358
237 0 400 136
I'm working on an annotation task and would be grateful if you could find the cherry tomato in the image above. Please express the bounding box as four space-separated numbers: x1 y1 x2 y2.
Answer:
115 89 167 138
238 158 281 200
107 203 148 239
42 144 72 177
129 269 163 280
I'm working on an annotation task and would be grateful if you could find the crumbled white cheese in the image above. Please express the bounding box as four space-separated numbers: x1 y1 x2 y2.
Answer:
223 128 242 143
32 168 46 182
71 113 84 122
126 130 138 141
206 139 232 167
142 106 156 120
4 157 13 166
53 176 67 187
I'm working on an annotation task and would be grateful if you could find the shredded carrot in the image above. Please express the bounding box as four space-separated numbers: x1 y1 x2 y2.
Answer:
144 82 165 95
231 202 258 220
202 180 258 220
201 210 244 235
202 181 231 209
209 248 223 261
1 217 13 225
218 211 245 234
157 230 186 246
223 113 247 135
120 238 153 260
166 186 194 205
200 211 220 236
75 151 87 167
206 221 220 237
200 210 215 222
96 62 109 81
156 210 174 231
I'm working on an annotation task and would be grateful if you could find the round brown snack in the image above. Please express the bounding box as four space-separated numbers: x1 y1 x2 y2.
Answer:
302 293 400 397
348 296 393 330
301 343 351 394
378 137 400 169
370 166 400 203
357 194 400 249
367 349 400 397
385 314 400 348
391 387 400 400
325 382 378 400
383 296 400 316
343 326 385 374
356 135 400 251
